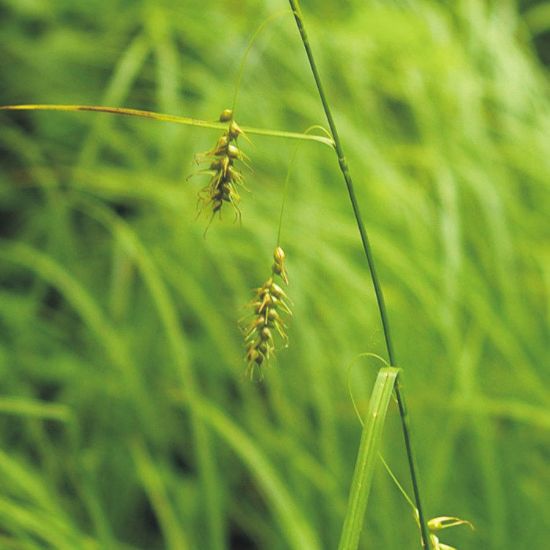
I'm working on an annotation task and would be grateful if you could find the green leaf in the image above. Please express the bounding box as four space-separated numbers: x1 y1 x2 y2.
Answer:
338 367 399 550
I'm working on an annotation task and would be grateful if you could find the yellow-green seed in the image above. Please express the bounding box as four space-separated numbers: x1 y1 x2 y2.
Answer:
219 109 233 122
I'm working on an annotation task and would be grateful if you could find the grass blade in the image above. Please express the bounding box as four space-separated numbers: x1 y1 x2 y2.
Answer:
188 396 321 550
338 367 399 550
131 442 189 550
0 397 72 422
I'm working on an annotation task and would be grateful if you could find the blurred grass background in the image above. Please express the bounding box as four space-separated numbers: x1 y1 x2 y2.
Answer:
0 0 548 548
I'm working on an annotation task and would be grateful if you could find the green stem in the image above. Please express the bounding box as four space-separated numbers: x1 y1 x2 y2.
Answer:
287 1 431 548
0 104 335 148
276 145 296 247
276 126 325 246
231 10 290 115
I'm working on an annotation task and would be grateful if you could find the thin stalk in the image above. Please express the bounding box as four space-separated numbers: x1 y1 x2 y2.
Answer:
276 145 295 247
0 104 334 148
276 126 328 246
287 1 431 548
231 10 290 115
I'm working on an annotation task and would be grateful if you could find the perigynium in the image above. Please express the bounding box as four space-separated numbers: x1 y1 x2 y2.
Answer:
425 516 474 550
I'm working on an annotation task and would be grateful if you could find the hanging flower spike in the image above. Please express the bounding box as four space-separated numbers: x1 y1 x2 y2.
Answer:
242 247 291 380
191 109 249 231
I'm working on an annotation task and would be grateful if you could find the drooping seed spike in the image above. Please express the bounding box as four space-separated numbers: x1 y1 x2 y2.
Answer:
189 110 249 227
240 250 291 379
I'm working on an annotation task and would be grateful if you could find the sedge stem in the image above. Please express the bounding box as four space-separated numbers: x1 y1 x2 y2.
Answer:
287 1 431 548
0 104 335 148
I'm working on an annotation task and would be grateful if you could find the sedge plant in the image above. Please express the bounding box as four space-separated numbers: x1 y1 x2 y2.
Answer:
0 2 479 548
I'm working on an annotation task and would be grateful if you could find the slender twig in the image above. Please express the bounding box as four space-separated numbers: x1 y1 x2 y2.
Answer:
231 10 290 115
0 104 334 148
276 125 323 246
287 1 431 548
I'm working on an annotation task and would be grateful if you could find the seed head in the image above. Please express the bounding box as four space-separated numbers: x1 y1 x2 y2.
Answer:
190 109 248 231
242 246 291 380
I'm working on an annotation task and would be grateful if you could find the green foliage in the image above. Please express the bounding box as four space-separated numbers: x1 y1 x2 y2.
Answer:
0 0 548 548
338 367 399 550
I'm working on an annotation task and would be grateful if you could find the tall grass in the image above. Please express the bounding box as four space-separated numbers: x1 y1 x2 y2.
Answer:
0 0 548 548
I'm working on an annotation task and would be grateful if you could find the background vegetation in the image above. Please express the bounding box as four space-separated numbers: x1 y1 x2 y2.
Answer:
0 0 548 548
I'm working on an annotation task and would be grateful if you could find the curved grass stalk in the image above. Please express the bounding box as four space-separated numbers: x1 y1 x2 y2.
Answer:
276 125 323 246
231 10 291 115
0 104 335 148
287 1 431 548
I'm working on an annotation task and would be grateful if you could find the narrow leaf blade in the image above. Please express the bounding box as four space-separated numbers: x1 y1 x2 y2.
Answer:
338 367 399 550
